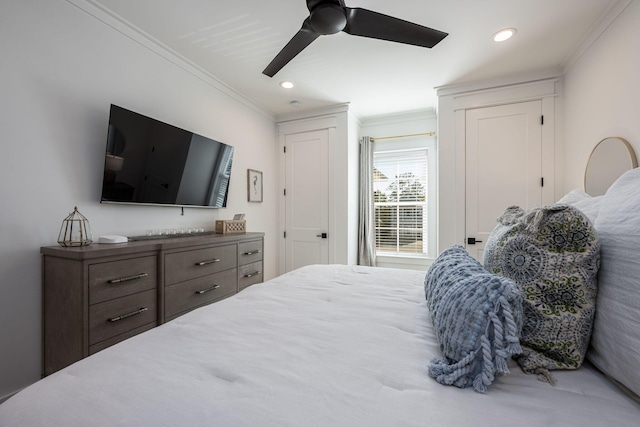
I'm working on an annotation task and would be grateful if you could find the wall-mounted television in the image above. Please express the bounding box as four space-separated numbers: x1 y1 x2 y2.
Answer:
100 105 234 208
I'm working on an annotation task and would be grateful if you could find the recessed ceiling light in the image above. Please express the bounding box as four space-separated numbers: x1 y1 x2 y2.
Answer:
280 81 294 89
493 28 517 42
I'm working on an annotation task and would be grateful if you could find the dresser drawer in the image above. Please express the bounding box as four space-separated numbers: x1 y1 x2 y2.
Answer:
165 244 237 285
239 261 263 291
238 240 263 266
165 268 237 320
89 323 156 355
89 289 157 346
89 256 157 305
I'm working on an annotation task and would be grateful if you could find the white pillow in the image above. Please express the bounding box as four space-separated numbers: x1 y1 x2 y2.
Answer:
556 188 591 204
588 167 640 397
572 195 603 224
555 188 602 223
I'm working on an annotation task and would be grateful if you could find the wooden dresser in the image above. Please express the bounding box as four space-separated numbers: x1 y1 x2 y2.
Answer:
41 232 264 376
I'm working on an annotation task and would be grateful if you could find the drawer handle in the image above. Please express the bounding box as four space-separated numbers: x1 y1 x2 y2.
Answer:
107 272 149 284
195 258 221 266
244 271 261 278
195 284 221 295
243 250 262 256
108 307 148 323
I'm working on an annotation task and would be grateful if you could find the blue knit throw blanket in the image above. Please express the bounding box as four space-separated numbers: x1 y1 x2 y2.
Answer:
425 246 523 393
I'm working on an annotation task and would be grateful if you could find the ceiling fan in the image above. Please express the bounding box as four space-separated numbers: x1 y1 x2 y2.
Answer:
263 0 448 77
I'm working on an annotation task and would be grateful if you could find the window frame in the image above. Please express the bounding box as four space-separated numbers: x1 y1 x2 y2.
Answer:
372 136 437 266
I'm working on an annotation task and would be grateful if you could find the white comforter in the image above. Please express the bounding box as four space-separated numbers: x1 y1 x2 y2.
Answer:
1 265 638 426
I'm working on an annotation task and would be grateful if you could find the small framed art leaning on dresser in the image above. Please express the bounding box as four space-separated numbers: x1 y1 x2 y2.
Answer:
40 232 264 376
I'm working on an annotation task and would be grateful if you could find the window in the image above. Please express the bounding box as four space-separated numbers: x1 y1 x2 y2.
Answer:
373 141 435 259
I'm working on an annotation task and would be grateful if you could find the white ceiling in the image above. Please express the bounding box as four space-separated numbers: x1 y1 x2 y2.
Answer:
88 0 619 118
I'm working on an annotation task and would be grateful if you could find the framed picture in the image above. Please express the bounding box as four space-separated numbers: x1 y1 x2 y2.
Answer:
247 169 263 203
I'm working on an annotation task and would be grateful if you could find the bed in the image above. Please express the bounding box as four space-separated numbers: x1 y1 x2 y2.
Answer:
1 170 640 426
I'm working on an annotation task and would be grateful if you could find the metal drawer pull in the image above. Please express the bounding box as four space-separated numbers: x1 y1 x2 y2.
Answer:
107 273 149 284
195 258 221 266
244 271 262 278
195 284 221 295
108 307 148 323
243 250 262 256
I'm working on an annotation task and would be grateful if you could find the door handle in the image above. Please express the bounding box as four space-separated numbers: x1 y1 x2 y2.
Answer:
316 233 328 239
467 237 483 245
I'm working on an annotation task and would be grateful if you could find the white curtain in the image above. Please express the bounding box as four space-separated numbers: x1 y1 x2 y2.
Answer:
358 136 376 266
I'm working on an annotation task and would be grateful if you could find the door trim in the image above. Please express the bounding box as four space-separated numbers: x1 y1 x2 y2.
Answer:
278 120 337 275
436 78 559 254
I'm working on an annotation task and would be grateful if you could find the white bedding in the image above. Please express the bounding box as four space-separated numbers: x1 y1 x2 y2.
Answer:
1 265 639 426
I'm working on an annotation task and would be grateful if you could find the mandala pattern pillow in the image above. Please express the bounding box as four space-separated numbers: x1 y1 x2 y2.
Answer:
483 205 600 382
425 245 523 393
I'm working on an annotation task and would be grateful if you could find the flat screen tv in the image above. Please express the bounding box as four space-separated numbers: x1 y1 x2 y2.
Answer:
100 105 234 208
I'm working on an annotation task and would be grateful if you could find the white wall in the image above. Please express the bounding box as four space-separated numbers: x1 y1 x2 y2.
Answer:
360 110 437 143
563 0 640 190
0 0 278 400
347 111 361 265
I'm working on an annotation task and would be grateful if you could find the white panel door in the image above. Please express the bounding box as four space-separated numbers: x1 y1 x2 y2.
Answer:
465 101 543 261
285 129 330 272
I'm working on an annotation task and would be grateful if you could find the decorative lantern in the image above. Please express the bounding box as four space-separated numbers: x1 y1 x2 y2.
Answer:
58 206 93 247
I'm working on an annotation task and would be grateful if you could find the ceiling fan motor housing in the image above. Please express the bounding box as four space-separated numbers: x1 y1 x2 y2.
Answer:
310 4 347 34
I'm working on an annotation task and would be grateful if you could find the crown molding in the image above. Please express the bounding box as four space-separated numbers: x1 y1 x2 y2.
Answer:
66 0 275 121
275 103 351 124
561 0 633 73
360 109 437 128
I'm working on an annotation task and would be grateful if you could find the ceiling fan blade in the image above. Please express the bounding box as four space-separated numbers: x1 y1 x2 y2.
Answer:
343 7 448 48
263 18 320 77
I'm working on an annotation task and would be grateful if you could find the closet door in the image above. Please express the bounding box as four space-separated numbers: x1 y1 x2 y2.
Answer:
465 101 543 261
284 129 330 272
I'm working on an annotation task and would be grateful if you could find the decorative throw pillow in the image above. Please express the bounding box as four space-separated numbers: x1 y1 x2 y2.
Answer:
424 245 523 393
483 205 600 382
